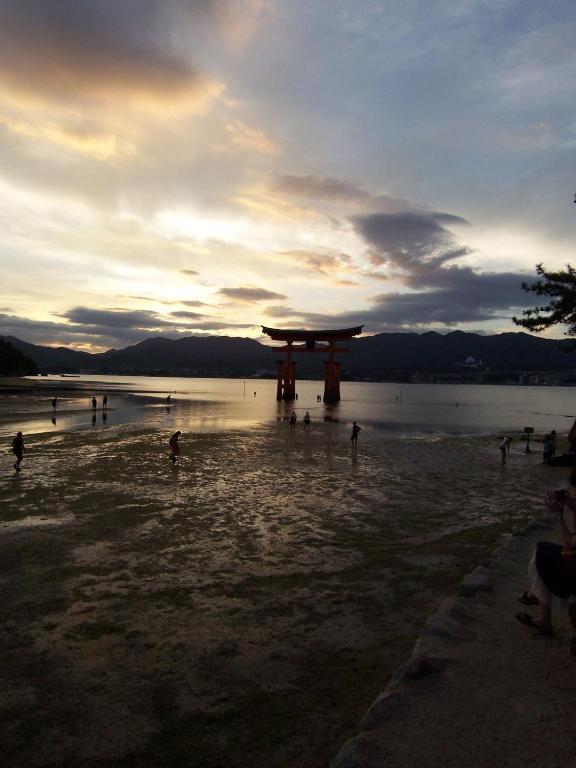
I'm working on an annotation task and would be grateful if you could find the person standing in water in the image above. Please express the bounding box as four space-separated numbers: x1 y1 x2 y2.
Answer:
351 421 361 446
103 394 108 411
91 396 97 411
51 396 58 412
169 431 182 464
289 411 297 429
304 411 311 428
499 436 509 463
12 431 24 472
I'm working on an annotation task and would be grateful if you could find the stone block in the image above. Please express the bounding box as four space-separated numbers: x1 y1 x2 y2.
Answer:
360 689 404 731
458 570 492 597
330 733 386 768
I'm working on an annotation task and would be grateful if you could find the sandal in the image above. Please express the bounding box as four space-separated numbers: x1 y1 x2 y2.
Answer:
518 591 539 606
515 612 553 636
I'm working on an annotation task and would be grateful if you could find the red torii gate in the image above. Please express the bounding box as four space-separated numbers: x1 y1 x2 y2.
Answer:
261 325 364 403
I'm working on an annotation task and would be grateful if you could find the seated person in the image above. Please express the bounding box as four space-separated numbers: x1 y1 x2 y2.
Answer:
516 469 576 635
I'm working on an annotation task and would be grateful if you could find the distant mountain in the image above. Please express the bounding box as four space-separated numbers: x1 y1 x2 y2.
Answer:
0 338 38 376
345 330 576 376
4 336 94 373
6 334 272 376
5 330 576 378
97 336 272 375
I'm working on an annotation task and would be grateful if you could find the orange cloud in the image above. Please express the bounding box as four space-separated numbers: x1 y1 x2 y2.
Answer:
225 120 280 155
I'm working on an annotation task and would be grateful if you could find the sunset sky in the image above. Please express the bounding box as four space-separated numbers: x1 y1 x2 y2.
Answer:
0 0 575 351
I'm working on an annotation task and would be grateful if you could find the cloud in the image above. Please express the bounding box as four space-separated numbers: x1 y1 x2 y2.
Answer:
0 1 223 112
264 305 308 319
61 307 172 330
353 211 470 277
180 269 200 276
226 120 281 155
346 210 537 331
279 249 355 276
0 308 256 350
170 310 206 320
273 174 416 212
218 286 288 302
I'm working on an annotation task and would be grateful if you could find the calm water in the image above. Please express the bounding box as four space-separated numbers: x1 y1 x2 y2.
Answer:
3 375 575 439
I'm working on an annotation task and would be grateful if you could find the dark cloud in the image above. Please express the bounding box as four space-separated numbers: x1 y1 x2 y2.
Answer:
61 307 171 329
237 209 537 335
180 269 200 276
218 287 288 302
170 310 205 320
345 210 537 331
353 211 470 281
0 1 220 105
274 174 372 203
273 174 416 212
0 309 255 350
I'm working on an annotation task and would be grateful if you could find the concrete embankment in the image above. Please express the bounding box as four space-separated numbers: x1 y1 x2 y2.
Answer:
331 516 576 768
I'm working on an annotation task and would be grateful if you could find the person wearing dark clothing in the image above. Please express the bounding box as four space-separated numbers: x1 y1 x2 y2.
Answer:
351 421 361 445
51 396 58 411
304 412 311 428
12 431 24 472
289 412 297 428
516 470 576 637
103 394 108 410
169 431 182 464
91 397 97 411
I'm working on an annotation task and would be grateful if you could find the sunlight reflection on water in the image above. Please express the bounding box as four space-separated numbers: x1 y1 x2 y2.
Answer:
3 374 575 439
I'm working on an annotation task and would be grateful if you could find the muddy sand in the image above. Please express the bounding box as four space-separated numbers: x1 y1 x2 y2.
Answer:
0 406 567 767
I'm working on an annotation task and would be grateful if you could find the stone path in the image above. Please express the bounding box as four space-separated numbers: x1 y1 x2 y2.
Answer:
332 520 576 768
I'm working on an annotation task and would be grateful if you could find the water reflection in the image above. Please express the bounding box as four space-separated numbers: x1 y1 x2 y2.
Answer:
6 374 576 439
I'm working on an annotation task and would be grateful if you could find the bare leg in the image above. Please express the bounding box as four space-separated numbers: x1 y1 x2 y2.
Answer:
536 602 552 629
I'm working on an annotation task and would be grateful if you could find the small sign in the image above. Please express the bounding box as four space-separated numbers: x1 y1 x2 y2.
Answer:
524 427 534 433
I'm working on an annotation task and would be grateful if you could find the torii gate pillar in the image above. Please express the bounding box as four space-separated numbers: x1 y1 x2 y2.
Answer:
323 359 342 403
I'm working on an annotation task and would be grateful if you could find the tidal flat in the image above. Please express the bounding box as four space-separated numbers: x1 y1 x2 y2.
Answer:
0 413 560 767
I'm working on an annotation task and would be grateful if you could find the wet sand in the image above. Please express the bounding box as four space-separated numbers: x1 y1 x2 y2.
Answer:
0 389 566 767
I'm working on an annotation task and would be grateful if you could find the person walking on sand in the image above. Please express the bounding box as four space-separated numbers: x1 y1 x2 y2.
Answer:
12 431 24 472
351 421 361 446
51 396 58 412
289 411 297 428
91 396 97 411
103 394 108 411
304 411 311 428
499 436 508 463
169 430 182 464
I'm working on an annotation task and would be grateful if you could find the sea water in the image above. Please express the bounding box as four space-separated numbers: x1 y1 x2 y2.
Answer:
3 375 575 438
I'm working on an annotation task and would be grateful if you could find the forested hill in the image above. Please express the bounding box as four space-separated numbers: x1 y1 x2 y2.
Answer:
4 331 576 378
0 338 37 376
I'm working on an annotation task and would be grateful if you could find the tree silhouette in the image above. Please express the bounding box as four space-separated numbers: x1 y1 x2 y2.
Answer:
513 264 576 336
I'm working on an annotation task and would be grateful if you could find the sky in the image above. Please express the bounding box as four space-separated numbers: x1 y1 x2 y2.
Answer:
0 0 575 351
